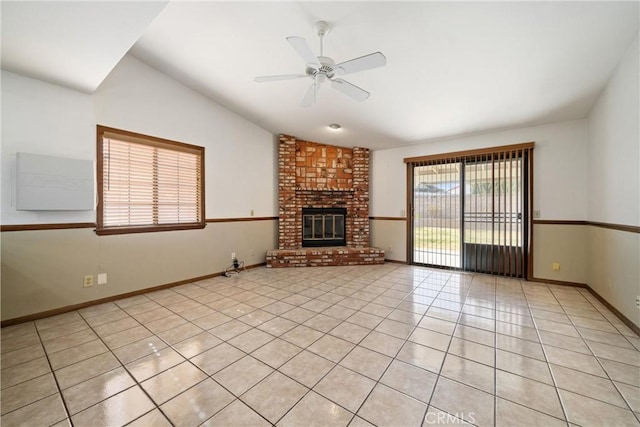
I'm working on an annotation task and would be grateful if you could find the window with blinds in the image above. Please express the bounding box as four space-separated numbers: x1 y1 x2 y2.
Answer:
96 126 205 235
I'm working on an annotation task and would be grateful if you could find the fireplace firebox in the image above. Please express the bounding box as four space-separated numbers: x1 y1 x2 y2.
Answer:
302 208 347 247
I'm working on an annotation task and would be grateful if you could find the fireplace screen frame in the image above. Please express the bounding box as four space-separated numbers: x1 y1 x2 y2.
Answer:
302 207 347 247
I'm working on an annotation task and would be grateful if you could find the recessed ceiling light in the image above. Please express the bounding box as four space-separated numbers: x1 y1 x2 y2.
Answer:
329 124 341 130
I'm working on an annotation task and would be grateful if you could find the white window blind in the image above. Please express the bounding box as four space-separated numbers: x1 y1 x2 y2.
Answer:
97 126 204 235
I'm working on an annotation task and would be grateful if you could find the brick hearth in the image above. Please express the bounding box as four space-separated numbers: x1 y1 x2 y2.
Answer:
267 134 384 268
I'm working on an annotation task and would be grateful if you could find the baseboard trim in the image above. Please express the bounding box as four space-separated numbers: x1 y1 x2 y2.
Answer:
530 276 639 335
529 277 588 288
1 263 266 327
585 286 640 337
385 259 408 264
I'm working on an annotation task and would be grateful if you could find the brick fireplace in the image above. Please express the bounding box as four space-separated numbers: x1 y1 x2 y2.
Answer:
266 134 384 267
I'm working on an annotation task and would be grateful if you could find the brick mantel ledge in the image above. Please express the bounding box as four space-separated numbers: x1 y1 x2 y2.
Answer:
266 247 385 268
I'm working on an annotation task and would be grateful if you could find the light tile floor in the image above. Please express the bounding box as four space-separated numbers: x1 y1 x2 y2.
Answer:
1 264 639 427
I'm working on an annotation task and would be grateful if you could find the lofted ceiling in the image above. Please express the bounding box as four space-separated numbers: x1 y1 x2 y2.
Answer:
1 1 168 93
2 1 638 150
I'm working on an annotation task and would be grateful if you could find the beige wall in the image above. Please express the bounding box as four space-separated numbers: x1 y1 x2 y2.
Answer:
1 220 277 321
532 224 588 284
370 219 407 262
587 226 640 327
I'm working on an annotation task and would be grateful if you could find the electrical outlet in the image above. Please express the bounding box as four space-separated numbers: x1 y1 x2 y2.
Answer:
552 262 560 271
231 252 236 259
534 210 541 218
250 209 254 216
250 249 255 257
97 273 107 285
83 275 94 288
387 246 392 253
636 295 640 309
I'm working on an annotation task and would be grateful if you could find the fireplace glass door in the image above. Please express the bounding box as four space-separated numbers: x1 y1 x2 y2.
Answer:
302 208 346 247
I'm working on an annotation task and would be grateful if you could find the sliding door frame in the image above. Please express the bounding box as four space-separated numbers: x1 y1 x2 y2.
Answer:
405 142 534 280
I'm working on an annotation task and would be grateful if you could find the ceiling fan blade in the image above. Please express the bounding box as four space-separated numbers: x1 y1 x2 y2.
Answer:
334 52 386 75
287 36 320 67
254 74 307 82
330 78 370 102
300 82 317 107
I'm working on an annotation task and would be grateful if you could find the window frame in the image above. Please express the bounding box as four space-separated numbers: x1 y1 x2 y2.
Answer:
96 125 205 236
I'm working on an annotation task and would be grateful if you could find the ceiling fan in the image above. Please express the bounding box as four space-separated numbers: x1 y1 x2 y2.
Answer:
254 20 386 107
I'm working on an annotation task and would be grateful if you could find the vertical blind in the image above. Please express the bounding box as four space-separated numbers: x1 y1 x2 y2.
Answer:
96 126 205 235
405 143 533 278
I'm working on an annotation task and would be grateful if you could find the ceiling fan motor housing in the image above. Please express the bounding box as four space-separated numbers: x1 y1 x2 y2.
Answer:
306 56 335 82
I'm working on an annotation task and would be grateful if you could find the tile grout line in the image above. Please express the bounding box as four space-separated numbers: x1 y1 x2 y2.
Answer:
418 272 476 426
269 267 448 424
268 265 415 426
26 324 73 427
147 273 337 427
521 281 571 426
189 265 398 426
74 307 182 427
107 271 328 427
334 269 444 425
546 285 640 423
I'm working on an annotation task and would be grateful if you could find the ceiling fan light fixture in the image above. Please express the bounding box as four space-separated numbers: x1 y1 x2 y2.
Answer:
329 123 342 130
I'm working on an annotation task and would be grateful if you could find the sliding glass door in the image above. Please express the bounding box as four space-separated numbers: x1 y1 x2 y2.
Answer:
412 161 462 268
463 153 527 276
407 144 532 278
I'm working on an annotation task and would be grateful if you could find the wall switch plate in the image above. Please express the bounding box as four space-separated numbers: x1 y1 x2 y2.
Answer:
83 275 94 287
97 273 107 285
552 262 560 271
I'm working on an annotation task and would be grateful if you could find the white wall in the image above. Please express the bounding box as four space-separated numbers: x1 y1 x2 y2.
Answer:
1 72 96 224
2 55 277 225
586 33 639 327
371 119 588 220
587 34 639 226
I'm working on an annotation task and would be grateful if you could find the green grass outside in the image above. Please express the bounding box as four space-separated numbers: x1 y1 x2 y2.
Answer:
414 226 521 251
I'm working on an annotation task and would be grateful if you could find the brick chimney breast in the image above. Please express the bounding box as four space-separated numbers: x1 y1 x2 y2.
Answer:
268 134 383 267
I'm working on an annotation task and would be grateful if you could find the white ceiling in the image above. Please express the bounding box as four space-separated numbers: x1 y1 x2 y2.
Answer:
1 1 168 93
2 2 638 150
